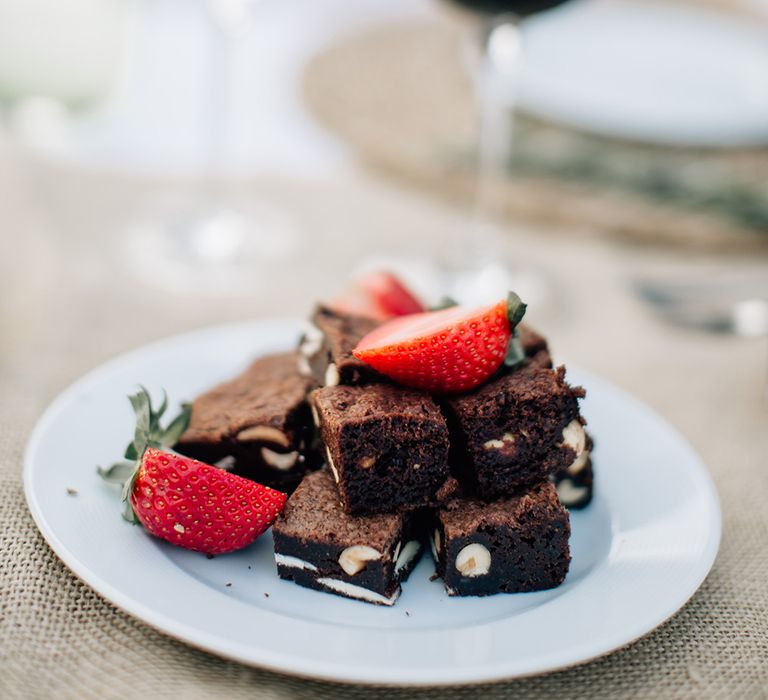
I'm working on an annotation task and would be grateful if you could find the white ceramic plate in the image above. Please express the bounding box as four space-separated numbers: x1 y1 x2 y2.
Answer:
24 319 721 686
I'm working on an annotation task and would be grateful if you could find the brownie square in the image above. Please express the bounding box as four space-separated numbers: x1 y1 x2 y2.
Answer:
445 365 586 499
518 323 552 369
298 305 384 387
554 431 595 509
272 470 424 605
432 480 571 596
174 353 319 492
311 384 454 515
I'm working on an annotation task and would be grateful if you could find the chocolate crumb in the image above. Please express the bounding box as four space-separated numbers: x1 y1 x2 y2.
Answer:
264 592 270 598
225 582 232 587
405 611 410 617
429 572 440 582
247 565 252 570
66 488 78 496
206 554 215 560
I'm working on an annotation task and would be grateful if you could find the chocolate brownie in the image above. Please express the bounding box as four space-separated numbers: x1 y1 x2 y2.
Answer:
298 305 384 387
272 470 424 605
445 365 586 499
431 480 571 596
518 323 552 369
311 384 455 515
554 431 595 509
174 353 319 492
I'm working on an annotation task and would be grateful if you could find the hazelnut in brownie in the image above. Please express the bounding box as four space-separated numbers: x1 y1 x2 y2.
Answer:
310 384 454 515
445 365 586 499
298 305 384 387
431 480 571 596
174 353 319 492
272 470 424 605
554 431 595 509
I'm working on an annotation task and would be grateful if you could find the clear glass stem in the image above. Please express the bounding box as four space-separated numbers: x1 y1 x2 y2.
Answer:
448 14 524 304
471 15 522 261
453 14 522 273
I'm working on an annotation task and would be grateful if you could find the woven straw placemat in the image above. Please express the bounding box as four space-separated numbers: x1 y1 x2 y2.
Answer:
1 157 767 699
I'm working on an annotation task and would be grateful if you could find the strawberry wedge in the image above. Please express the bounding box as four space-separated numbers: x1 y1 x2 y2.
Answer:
353 293 526 394
329 271 425 320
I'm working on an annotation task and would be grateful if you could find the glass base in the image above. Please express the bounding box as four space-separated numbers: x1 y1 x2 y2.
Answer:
123 197 299 296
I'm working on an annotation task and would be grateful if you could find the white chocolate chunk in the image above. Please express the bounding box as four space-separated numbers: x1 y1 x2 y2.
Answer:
274 553 318 571
311 402 320 427
455 543 491 577
567 449 590 476
324 363 340 387
482 432 516 450
561 420 586 455
236 425 290 447
261 448 299 471
317 578 399 606
299 322 323 359
326 447 340 482
430 529 442 561
297 355 312 377
339 545 382 575
556 479 589 507
395 540 420 573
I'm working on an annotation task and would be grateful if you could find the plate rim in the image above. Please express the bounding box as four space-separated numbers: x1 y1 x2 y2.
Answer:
23 319 722 686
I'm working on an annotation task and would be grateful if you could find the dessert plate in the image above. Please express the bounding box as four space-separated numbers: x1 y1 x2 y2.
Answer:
24 319 721 686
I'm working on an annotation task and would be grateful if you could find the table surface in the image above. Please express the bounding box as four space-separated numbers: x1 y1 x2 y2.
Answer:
1 138 767 699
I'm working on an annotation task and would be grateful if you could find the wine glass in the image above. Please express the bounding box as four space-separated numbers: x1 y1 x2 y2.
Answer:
124 0 299 296
442 0 572 307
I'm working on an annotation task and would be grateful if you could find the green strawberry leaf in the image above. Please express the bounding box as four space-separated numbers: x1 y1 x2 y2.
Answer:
506 291 527 327
97 460 136 485
430 296 459 311
129 388 151 456
161 403 192 447
504 333 526 370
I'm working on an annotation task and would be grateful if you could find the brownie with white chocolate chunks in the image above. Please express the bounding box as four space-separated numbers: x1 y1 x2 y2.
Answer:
272 470 424 605
444 365 587 500
432 480 571 596
298 305 384 387
311 383 455 515
174 353 319 492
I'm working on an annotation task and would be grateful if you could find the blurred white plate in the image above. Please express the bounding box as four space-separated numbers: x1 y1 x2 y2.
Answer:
24 319 721 685
518 0 768 146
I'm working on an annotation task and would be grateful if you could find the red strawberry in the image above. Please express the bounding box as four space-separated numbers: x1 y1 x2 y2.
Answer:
329 271 425 320
353 292 526 394
130 447 286 555
98 388 286 555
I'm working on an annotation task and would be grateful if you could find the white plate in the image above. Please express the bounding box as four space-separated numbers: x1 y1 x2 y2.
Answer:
24 319 721 686
518 0 768 147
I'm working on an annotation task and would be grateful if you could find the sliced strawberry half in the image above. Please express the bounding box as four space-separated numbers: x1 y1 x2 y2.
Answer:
130 447 286 555
328 271 425 320
353 292 526 394
98 388 286 555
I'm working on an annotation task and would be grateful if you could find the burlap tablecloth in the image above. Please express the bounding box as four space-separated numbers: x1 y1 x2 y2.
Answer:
1 148 767 698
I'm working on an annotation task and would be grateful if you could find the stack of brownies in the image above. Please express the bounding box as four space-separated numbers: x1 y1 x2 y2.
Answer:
176 305 594 605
